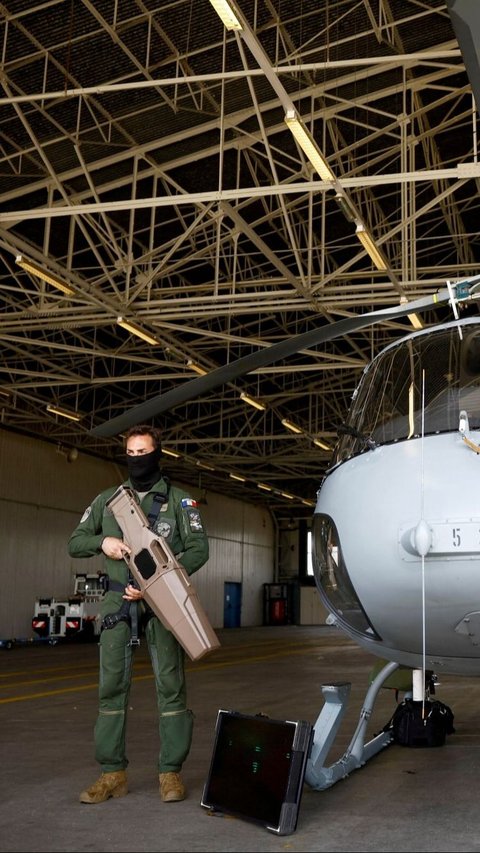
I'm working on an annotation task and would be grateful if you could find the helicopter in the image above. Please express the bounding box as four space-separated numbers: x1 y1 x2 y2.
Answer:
91 274 480 788
91 272 480 675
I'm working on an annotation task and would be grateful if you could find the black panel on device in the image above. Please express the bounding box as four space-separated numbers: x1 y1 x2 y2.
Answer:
201 710 314 836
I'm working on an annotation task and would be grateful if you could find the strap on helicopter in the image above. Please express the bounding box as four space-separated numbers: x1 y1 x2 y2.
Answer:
462 435 480 454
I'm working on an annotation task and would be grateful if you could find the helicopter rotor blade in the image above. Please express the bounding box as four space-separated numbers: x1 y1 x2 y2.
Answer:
90 280 479 438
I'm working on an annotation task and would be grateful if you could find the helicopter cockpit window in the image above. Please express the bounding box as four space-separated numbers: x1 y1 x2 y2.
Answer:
333 321 480 465
311 514 380 640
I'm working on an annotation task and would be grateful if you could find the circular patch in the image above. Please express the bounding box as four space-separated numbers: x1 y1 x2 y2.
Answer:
156 520 172 539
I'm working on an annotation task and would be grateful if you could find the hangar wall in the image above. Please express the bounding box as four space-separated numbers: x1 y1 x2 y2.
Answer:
0 428 275 640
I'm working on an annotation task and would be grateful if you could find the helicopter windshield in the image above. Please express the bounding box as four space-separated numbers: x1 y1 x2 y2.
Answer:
333 319 480 463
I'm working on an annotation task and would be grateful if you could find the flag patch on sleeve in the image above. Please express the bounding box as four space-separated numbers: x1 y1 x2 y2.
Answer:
181 498 198 508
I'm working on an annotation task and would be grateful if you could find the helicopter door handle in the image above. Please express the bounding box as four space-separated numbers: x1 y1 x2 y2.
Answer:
459 410 469 434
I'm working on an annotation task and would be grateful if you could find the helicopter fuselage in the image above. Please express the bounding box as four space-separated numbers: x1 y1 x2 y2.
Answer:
312 316 480 676
314 431 480 675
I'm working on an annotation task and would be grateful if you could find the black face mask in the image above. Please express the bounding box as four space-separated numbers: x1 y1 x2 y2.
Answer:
126 447 162 490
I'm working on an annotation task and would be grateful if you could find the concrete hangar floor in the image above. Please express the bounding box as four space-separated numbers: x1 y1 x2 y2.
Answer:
0 624 479 853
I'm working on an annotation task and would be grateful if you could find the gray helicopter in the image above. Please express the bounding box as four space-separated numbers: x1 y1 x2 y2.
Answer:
314 311 480 677
92 274 480 788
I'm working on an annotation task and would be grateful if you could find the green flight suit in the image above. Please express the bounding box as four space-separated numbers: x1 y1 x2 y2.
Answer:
68 476 209 774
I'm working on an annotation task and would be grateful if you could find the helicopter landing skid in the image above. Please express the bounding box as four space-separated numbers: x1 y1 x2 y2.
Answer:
305 659 399 790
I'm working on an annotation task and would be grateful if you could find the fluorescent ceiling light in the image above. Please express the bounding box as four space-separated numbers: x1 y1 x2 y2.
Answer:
196 461 215 471
282 418 303 434
257 482 272 492
334 193 357 223
313 438 331 451
162 448 181 458
355 223 388 272
117 317 158 345
408 314 424 330
208 0 243 30
187 359 208 375
46 403 81 422
400 297 423 330
284 109 335 182
229 473 246 482
240 392 267 411
280 491 295 500
16 255 74 295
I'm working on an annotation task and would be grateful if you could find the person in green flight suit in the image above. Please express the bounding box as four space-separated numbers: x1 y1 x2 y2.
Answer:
68 424 209 805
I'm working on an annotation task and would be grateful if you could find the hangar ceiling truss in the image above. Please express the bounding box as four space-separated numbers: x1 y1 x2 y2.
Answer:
0 0 479 518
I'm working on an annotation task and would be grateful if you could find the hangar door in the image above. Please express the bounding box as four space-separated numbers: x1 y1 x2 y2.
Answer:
223 582 241 628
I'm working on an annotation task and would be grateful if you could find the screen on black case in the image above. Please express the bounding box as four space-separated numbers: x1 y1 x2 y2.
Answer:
202 712 306 832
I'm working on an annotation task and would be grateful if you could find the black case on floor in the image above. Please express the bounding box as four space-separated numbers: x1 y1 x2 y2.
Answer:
200 709 314 836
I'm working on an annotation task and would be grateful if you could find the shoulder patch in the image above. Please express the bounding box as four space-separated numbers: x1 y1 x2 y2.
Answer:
80 506 92 523
186 508 204 532
181 498 198 508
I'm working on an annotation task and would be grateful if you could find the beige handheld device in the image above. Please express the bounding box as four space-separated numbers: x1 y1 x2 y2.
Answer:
106 485 220 661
